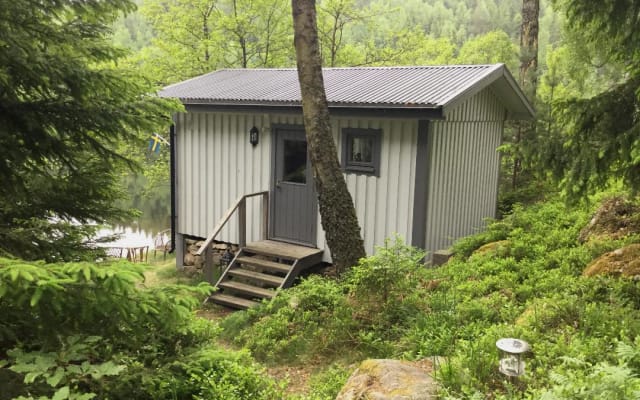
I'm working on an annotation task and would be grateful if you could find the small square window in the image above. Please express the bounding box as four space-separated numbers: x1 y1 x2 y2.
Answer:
341 128 382 176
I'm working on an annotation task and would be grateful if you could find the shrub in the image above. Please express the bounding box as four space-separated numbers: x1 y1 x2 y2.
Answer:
532 339 640 399
221 275 355 362
0 257 282 400
301 364 352 400
345 237 427 340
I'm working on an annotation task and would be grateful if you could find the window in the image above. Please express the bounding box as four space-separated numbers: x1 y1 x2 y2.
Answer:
341 128 382 176
283 139 307 184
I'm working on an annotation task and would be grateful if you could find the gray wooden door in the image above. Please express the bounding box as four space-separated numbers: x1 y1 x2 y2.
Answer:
272 128 317 246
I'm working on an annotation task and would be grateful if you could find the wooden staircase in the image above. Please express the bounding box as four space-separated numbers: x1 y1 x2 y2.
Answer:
208 240 323 309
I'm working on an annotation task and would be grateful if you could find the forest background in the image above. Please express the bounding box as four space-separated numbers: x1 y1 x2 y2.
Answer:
4 0 640 399
113 0 625 207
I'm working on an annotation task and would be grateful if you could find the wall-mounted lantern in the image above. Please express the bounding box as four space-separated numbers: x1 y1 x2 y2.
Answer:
249 126 259 146
496 338 530 377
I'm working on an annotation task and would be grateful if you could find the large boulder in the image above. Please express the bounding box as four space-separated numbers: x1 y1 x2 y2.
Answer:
579 197 640 243
335 359 437 400
583 244 640 278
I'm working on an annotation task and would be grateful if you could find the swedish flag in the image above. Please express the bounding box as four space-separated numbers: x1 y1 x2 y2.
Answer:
148 133 168 154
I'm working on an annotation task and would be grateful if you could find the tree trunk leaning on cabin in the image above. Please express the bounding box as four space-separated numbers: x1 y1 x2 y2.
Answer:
291 0 366 273
512 0 539 189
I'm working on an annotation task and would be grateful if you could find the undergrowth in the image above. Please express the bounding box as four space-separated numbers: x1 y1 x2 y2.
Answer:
0 258 283 400
5 195 640 399
221 196 640 399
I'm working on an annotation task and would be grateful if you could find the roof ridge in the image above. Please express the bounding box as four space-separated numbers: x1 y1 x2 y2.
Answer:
215 64 500 72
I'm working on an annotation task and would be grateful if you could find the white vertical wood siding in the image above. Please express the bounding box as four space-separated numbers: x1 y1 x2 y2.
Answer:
175 112 271 243
332 118 417 255
423 87 504 255
176 84 503 260
176 112 417 258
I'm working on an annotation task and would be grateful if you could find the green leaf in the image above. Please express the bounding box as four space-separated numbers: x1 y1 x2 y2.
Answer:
21 270 34 282
9 268 19 282
52 385 70 400
24 371 40 384
46 367 65 387
30 287 44 307
82 266 91 282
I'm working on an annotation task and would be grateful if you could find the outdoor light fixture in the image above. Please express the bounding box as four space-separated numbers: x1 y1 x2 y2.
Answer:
249 126 259 146
496 338 530 377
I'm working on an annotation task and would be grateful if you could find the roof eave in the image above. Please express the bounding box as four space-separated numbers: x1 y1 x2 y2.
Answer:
181 101 445 119
440 64 536 120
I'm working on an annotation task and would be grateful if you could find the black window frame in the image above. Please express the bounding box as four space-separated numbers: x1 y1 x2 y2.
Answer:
341 128 382 177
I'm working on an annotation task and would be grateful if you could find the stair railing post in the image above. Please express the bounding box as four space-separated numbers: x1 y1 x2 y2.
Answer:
262 192 269 240
238 197 246 248
204 244 215 284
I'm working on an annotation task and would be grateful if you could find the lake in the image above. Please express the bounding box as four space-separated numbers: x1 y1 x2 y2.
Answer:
96 179 171 250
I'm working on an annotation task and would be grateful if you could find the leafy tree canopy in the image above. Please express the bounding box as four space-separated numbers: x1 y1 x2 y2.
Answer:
548 0 640 198
0 0 177 260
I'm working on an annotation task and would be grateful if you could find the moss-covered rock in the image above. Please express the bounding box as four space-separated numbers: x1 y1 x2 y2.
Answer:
336 359 436 400
583 244 640 277
472 240 511 258
579 197 640 243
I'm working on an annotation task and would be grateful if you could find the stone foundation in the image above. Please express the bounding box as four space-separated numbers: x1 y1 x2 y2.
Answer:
181 237 239 277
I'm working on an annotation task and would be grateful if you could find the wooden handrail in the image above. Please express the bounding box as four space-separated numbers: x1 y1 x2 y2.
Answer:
196 191 269 256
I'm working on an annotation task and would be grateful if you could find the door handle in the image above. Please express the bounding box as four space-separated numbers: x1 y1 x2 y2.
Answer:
276 180 281 189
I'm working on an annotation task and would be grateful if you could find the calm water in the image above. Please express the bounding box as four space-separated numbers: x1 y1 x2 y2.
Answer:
96 178 171 249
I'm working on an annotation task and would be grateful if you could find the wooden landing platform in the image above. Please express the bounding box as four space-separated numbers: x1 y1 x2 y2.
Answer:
244 240 323 260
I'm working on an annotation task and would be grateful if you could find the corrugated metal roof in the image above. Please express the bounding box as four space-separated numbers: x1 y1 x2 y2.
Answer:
159 64 535 118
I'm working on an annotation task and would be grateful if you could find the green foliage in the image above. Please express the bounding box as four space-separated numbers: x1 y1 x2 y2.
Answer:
298 364 351 400
0 257 211 352
7 335 125 400
188 349 282 400
140 0 293 83
345 237 427 344
0 257 282 400
537 0 640 199
220 275 355 362
221 195 640 398
0 0 178 260
346 237 424 309
533 340 640 399
456 30 519 72
221 238 430 361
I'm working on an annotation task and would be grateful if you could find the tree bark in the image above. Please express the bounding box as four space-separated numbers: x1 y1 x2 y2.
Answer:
513 0 539 189
291 0 366 273
520 0 539 99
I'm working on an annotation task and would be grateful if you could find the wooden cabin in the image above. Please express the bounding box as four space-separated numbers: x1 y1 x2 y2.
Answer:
160 64 534 308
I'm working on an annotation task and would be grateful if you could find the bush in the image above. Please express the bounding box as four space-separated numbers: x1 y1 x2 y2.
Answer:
531 339 640 399
220 275 354 362
299 364 351 400
346 237 426 329
0 257 282 400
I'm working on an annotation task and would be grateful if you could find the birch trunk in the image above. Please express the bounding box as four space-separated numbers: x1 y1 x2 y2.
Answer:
291 0 366 273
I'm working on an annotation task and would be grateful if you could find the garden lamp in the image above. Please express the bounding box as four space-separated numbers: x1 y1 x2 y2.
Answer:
496 338 530 377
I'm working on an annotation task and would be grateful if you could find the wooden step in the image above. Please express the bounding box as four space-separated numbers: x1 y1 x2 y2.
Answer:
244 240 322 260
218 280 276 299
235 256 292 274
209 293 260 309
227 268 284 287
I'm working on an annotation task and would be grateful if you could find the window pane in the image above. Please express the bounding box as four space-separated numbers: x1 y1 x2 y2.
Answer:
283 140 307 183
350 136 373 163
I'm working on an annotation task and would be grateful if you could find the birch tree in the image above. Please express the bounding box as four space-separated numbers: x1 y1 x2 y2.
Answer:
291 0 366 273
